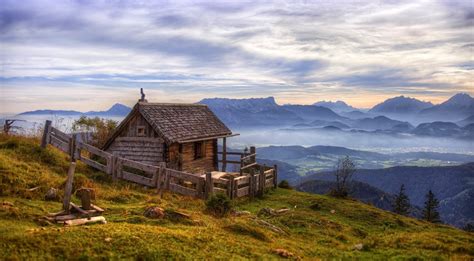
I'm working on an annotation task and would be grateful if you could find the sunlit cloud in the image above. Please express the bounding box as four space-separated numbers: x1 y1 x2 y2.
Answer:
0 0 472 113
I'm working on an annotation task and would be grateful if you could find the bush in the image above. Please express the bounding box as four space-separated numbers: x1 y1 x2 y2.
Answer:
205 193 233 217
278 180 292 189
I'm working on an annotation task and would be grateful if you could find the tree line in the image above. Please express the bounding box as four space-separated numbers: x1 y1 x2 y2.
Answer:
331 156 442 224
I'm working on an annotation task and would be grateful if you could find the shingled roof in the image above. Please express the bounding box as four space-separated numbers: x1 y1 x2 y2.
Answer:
103 102 232 148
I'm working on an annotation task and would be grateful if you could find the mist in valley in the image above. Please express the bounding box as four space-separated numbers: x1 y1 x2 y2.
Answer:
228 127 474 155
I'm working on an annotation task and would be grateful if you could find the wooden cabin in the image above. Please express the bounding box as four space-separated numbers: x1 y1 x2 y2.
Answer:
102 101 234 174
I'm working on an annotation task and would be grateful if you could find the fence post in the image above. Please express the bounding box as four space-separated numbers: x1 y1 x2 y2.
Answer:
228 175 235 199
221 137 227 172
158 163 166 197
250 146 256 164
40 120 52 148
239 153 244 176
106 154 114 176
205 172 213 199
62 162 76 213
273 164 278 188
115 156 123 180
259 165 265 196
249 168 255 199
69 134 77 162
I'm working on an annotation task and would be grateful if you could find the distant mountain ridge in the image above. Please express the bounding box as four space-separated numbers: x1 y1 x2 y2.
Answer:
419 93 474 121
369 96 433 114
313 100 358 113
198 97 348 127
18 103 132 117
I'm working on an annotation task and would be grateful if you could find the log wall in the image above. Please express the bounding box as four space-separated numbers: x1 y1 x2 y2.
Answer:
180 140 216 174
106 113 164 166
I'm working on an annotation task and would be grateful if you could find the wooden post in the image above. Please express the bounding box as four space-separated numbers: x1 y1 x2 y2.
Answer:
227 175 235 199
221 137 227 172
76 188 93 210
164 169 170 191
115 157 123 180
62 162 76 213
250 146 256 164
69 134 77 162
249 168 255 199
205 172 214 199
239 154 244 176
106 154 114 176
259 165 265 196
40 120 52 148
273 164 278 188
213 139 218 171
157 163 166 197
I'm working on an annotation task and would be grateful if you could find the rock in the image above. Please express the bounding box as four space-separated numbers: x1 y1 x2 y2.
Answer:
165 209 191 220
143 206 165 219
44 188 59 201
258 207 275 217
273 248 299 259
330 209 336 214
353 243 364 251
105 237 112 242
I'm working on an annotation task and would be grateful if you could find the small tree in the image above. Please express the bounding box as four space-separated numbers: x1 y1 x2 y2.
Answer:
392 184 410 216
330 156 356 198
72 116 118 148
422 190 441 223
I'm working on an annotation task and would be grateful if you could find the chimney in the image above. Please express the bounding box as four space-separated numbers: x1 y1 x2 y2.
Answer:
139 88 148 103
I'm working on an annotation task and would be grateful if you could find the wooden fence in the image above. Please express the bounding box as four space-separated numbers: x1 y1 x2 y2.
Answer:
41 120 277 200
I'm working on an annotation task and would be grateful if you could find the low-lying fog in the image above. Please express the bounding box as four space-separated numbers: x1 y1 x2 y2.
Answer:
4 114 474 155
228 127 474 155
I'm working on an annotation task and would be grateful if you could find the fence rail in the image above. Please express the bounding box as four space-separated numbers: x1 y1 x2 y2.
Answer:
41 120 277 200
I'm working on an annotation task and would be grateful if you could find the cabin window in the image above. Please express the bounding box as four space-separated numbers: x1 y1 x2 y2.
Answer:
137 126 146 136
194 141 205 160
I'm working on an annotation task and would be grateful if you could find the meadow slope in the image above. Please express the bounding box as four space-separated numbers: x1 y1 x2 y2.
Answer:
0 134 472 259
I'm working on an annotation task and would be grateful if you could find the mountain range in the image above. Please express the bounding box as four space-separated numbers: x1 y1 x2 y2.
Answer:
312 100 357 113
369 96 433 115
18 103 131 117
14 93 474 140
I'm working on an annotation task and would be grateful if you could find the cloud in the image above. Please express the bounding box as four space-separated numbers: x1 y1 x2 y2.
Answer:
0 0 472 113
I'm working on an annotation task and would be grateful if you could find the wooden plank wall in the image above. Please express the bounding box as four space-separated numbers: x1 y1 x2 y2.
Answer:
180 140 215 174
106 113 165 166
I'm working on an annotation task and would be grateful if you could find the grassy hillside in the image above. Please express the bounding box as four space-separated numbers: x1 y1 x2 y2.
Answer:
0 134 473 260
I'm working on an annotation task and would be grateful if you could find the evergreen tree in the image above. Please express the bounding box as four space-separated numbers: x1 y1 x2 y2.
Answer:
392 184 410 216
422 190 441 223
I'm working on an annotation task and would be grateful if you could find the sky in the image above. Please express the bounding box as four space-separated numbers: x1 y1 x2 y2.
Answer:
0 0 473 113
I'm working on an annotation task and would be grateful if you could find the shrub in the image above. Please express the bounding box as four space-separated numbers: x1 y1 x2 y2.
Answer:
205 193 233 217
278 180 292 189
0 139 19 149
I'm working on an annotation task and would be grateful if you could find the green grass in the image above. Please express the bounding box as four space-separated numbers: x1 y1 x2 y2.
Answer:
0 134 473 260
